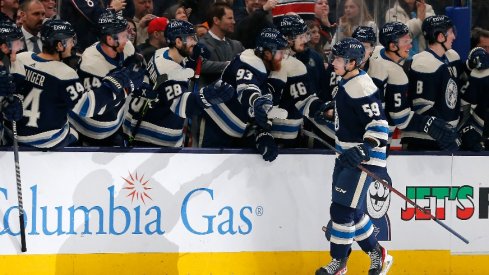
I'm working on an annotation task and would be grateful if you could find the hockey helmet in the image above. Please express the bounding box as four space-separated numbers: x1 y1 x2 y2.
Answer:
164 19 196 45
0 20 23 44
97 10 128 36
41 19 77 47
255 27 288 54
332 38 365 68
275 15 308 39
379 22 409 48
422 15 454 43
352 26 377 46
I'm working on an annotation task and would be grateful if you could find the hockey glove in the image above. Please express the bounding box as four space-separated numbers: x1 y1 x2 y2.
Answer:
196 80 234 109
0 66 15 97
313 101 335 125
459 125 484 152
422 116 459 151
338 143 371 168
252 94 273 130
132 80 160 100
467 47 489 70
103 65 145 94
123 53 145 69
191 43 211 61
255 128 278 162
2 95 23 122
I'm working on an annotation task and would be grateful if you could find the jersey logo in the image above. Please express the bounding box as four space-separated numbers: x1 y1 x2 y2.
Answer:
445 78 458 109
335 186 347 194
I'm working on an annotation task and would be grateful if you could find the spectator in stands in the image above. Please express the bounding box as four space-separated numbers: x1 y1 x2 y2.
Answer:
126 17 137 45
234 0 276 48
195 22 209 38
40 0 56 19
471 27 489 50
60 0 126 52
333 0 376 44
133 0 156 46
164 3 189 21
1 0 18 22
385 0 435 59
199 2 244 86
19 0 45 53
137 16 168 62
312 0 335 62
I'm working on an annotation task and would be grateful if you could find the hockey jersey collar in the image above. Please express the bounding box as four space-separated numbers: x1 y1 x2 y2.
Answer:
31 53 50 63
96 42 124 67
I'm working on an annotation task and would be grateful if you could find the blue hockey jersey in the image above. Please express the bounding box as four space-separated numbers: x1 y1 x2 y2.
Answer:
335 70 389 167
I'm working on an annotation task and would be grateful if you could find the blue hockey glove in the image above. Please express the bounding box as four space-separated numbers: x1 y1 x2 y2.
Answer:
459 125 484 152
0 66 15 97
2 95 23 122
255 128 278 162
313 101 335 125
252 94 273 130
123 53 145 69
196 80 234 109
132 81 160 100
338 143 371 168
103 65 145 94
467 47 489 70
191 43 211 61
422 116 459 151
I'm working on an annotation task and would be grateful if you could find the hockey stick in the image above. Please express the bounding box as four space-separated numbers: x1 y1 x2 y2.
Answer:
184 56 203 147
11 120 27 252
302 129 470 244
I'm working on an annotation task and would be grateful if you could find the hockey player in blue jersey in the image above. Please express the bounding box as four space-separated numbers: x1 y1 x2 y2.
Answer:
197 27 288 162
316 38 392 275
0 20 24 145
270 15 336 148
402 15 463 151
122 19 234 147
457 47 489 151
6 19 141 149
69 10 145 146
304 26 378 149
368 21 459 151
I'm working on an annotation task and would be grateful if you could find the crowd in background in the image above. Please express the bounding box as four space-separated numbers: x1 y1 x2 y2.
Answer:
1 0 489 153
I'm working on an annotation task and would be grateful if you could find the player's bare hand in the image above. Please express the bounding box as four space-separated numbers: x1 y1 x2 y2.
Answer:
263 0 278 11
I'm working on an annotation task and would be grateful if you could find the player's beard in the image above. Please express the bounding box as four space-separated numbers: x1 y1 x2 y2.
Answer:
270 57 281 71
177 44 192 58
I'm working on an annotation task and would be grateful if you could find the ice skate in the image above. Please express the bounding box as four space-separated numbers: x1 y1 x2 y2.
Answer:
368 244 393 275
315 257 348 275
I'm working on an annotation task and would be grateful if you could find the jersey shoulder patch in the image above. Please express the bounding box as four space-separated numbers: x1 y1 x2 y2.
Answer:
445 49 460 63
411 51 443 73
471 67 489 79
343 72 378 99
239 49 266 74
282 56 307 78
80 44 114 77
152 48 194 81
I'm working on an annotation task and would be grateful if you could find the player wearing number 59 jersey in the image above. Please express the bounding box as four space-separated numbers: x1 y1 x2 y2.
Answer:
8 19 130 149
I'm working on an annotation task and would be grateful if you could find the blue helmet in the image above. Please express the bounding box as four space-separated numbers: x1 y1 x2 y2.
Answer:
97 10 128 36
0 20 23 44
332 38 365 67
41 19 76 47
164 19 196 45
255 27 288 54
422 15 454 43
379 22 409 48
275 15 308 38
352 26 376 46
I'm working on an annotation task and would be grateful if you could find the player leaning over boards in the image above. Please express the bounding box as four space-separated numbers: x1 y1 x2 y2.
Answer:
367 21 459 151
69 10 145 146
316 38 392 275
0 20 24 146
401 15 463 151
5 19 142 149
122 19 234 147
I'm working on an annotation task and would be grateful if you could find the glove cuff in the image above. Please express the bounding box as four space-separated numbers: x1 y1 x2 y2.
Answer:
422 116 436 134
198 87 212 109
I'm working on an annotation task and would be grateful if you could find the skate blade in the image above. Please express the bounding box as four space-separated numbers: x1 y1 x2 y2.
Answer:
379 254 393 275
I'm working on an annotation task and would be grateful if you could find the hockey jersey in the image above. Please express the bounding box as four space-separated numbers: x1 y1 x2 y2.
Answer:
203 49 269 139
335 70 389 167
403 48 463 140
122 47 198 147
8 52 121 148
69 41 135 140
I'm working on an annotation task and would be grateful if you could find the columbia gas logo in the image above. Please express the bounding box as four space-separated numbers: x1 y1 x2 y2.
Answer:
401 186 489 220
0 172 260 237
